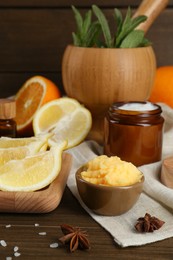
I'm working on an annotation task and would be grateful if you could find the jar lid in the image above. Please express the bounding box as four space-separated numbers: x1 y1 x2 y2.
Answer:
0 99 16 119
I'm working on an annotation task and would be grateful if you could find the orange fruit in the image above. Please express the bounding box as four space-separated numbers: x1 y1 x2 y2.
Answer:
15 76 61 136
149 66 173 108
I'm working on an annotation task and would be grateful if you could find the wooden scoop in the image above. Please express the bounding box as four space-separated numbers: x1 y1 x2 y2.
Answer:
134 0 169 33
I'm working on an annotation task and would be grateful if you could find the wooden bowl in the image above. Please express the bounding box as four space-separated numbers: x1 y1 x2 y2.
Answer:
62 45 156 143
75 166 144 216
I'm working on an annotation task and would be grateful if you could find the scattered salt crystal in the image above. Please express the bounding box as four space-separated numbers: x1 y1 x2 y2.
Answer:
50 242 59 248
5 224 11 228
14 252 21 257
14 246 19 252
0 240 7 247
38 232 47 236
34 223 39 227
6 257 12 260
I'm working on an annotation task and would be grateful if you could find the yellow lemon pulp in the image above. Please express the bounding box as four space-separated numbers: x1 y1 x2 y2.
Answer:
0 140 67 192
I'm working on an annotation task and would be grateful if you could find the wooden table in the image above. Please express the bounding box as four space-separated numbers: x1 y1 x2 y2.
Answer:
0 187 173 259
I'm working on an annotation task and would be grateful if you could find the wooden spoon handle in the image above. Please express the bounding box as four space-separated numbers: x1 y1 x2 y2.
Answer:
134 0 169 33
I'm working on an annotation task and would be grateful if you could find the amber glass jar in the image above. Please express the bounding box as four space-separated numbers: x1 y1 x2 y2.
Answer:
0 99 17 138
104 101 164 166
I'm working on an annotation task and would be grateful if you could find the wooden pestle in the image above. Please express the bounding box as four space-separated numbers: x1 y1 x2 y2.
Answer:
134 0 169 34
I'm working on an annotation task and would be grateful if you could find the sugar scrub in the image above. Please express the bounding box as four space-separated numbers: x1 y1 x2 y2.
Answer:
81 155 143 186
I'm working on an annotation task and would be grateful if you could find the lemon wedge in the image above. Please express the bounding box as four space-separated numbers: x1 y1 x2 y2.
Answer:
0 141 67 192
0 133 51 149
0 134 51 166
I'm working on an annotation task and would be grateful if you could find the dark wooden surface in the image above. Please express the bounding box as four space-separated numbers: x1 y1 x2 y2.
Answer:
0 187 173 260
0 0 173 97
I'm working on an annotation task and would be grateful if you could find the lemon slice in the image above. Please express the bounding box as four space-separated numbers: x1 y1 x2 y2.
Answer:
0 141 67 192
33 97 92 149
0 134 51 166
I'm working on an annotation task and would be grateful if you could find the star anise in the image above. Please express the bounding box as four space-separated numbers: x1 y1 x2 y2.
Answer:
135 213 165 233
59 224 90 252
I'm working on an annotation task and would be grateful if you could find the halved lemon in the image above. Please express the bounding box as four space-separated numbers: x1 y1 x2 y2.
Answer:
33 97 92 149
33 97 81 133
0 141 67 192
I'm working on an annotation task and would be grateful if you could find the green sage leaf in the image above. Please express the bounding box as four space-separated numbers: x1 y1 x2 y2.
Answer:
72 32 81 46
72 5 83 34
131 15 147 30
84 21 101 47
115 7 132 47
82 10 92 40
116 15 147 47
121 7 132 31
92 5 112 48
139 37 152 47
120 30 145 48
114 8 123 36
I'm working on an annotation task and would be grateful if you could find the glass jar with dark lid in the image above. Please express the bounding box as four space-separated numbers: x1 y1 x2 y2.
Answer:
104 101 164 166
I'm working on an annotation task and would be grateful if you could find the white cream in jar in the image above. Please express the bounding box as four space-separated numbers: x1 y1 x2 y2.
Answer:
119 102 157 111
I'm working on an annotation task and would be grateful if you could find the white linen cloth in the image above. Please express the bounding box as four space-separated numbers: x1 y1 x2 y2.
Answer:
66 103 173 247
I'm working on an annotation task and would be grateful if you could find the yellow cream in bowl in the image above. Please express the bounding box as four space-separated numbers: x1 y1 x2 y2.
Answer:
81 155 142 186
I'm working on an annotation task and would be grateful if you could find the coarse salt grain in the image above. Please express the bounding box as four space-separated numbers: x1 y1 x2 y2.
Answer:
38 232 47 236
0 240 7 247
14 246 19 252
34 223 39 227
50 242 59 248
14 252 21 257
6 257 12 260
5 224 11 228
